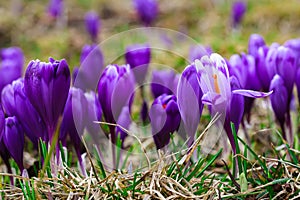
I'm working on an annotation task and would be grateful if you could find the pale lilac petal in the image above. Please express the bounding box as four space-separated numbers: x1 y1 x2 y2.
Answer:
232 89 273 98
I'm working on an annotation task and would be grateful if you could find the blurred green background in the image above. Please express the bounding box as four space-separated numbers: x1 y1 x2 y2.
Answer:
0 0 300 71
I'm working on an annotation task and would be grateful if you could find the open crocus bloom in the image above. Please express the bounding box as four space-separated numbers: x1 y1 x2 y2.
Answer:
195 53 272 153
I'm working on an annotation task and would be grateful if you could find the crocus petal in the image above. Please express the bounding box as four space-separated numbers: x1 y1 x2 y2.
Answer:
177 64 203 146
232 89 273 98
3 116 24 171
269 74 288 126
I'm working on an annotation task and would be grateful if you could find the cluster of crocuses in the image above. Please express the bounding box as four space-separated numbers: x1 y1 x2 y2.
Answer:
2 33 300 176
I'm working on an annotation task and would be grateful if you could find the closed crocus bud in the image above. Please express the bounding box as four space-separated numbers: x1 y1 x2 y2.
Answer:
284 38 300 60
229 76 244 132
270 75 288 137
274 46 297 96
13 79 47 145
48 0 63 18
0 47 24 93
98 64 135 126
231 0 246 28
177 64 203 146
149 94 181 150
248 34 265 58
60 87 87 174
3 116 24 171
125 44 151 85
257 45 278 92
75 45 104 91
85 11 100 42
151 70 179 98
1 47 24 70
2 79 46 145
24 58 71 140
133 0 158 26
228 54 247 88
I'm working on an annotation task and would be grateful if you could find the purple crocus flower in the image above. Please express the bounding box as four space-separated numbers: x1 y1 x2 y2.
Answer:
133 0 158 26
177 64 203 146
269 75 288 137
48 0 63 18
151 70 179 98
3 116 24 171
125 44 151 85
2 79 47 146
1 47 24 69
84 91 103 142
195 54 272 153
24 58 71 141
0 47 24 94
85 11 100 42
60 87 87 175
149 94 181 150
75 45 104 91
284 38 300 62
231 1 247 28
248 34 265 58
272 46 297 96
98 64 135 138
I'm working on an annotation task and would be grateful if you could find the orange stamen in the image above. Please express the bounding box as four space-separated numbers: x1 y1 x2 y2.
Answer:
162 104 167 109
213 74 220 94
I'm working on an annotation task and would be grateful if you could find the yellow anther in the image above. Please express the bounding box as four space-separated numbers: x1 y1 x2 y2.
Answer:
213 74 220 94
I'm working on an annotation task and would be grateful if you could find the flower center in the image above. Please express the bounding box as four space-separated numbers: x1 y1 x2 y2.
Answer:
213 74 220 94
162 104 167 109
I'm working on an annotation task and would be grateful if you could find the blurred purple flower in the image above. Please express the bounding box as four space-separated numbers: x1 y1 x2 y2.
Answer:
133 0 158 26
272 46 297 96
248 34 265 58
84 91 103 141
177 64 203 146
75 45 104 91
231 1 247 28
48 0 63 18
151 70 179 98
85 11 100 42
269 75 288 138
284 38 300 61
0 47 24 94
24 58 70 141
196 54 272 153
60 87 87 175
149 94 181 149
3 116 24 171
98 64 135 139
125 44 151 85
189 45 212 62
